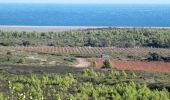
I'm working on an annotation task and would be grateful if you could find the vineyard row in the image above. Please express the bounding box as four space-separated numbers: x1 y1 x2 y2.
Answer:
0 46 170 55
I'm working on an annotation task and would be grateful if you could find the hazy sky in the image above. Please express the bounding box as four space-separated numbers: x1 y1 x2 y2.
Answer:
0 0 170 4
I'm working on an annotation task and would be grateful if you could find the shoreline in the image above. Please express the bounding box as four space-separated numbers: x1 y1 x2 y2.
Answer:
0 25 170 32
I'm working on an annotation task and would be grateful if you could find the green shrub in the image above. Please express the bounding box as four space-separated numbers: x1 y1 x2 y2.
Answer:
92 61 97 68
6 51 12 55
0 93 4 100
103 59 113 69
82 69 98 77
17 58 25 64
131 72 137 78
147 52 162 61
108 69 115 78
120 71 127 78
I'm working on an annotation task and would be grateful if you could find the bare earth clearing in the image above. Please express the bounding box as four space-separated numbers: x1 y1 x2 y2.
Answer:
75 58 91 68
89 58 170 73
74 58 170 73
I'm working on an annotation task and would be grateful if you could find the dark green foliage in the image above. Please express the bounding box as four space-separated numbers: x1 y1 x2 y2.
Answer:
162 56 170 62
6 51 12 55
147 52 170 61
103 59 113 69
21 40 31 46
0 28 170 48
17 58 25 64
6 51 12 61
92 61 97 68
147 52 162 61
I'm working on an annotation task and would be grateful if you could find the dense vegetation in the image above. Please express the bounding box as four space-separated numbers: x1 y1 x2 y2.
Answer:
0 28 170 48
147 52 170 61
0 68 169 100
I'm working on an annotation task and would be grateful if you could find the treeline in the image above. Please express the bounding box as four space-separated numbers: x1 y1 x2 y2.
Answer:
0 28 170 48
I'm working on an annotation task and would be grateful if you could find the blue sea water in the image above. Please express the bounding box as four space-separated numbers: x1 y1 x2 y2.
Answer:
0 4 170 26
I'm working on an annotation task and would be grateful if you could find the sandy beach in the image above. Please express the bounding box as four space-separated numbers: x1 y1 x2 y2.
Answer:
0 26 170 32
0 26 107 32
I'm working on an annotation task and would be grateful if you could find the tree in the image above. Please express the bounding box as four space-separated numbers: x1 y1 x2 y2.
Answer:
103 59 113 69
6 51 12 61
92 61 97 68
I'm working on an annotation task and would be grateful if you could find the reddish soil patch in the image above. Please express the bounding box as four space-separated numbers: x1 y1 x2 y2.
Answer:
89 58 170 73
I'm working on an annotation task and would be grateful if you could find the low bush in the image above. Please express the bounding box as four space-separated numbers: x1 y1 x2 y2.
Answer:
147 52 170 61
147 52 162 61
17 58 25 64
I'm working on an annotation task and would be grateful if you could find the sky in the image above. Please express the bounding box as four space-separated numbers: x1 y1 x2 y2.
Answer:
0 0 170 4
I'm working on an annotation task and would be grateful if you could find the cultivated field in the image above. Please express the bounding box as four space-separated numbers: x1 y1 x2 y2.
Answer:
0 46 169 55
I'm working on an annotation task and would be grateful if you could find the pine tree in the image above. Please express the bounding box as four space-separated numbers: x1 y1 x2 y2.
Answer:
103 59 113 69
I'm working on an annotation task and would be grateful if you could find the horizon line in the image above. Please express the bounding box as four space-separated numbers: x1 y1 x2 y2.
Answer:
0 2 170 5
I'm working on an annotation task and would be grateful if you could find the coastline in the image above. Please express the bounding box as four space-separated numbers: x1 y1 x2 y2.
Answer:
0 26 106 32
0 25 170 32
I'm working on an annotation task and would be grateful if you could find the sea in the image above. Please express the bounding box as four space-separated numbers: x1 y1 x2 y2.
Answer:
0 4 170 27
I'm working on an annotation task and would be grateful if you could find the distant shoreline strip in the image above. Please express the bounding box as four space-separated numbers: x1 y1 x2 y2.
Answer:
0 25 170 32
